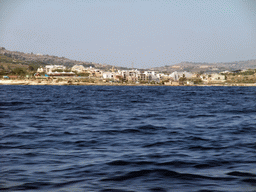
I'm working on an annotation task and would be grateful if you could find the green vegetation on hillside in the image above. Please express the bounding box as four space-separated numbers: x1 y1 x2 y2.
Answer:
0 55 41 76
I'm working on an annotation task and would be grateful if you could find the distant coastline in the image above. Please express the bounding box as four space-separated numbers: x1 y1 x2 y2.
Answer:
2 47 256 87
1 79 256 86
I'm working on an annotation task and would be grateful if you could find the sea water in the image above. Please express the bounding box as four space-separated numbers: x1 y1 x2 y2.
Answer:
1 85 256 192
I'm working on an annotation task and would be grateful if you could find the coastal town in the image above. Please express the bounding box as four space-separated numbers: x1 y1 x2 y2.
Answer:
1 63 256 86
1 47 256 86
34 64 227 86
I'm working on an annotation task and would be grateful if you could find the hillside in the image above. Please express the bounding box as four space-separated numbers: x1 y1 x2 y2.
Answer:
1 47 256 74
149 60 256 73
0 47 128 71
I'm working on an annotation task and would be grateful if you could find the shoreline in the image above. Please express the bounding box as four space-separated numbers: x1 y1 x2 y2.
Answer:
1 79 256 86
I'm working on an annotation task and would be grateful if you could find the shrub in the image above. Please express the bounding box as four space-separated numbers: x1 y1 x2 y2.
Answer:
12 67 26 75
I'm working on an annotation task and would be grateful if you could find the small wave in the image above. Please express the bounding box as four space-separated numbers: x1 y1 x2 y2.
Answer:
194 164 216 169
0 101 25 106
147 153 171 159
64 131 78 135
186 136 209 141
226 171 256 177
99 127 162 135
0 182 52 191
0 114 9 119
130 100 149 103
3 131 41 139
0 141 20 149
2 169 27 174
242 178 256 185
137 125 167 131
153 117 166 120
95 130 120 135
18 144 38 150
143 141 173 148
223 109 256 114
74 139 98 147
63 117 80 121
81 116 95 119
101 169 234 182
188 145 227 150
193 159 231 169
53 179 85 188
93 129 141 135
149 187 167 192
130 100 139 103
129 117 140 120
23 152 38 157
121 128 142 134
107 160 131 166
100 188 135 192
102 169 153 181
231 126 255 135
107 160 155 166
156 160 194 167
50 166 77 173
187 114 216 118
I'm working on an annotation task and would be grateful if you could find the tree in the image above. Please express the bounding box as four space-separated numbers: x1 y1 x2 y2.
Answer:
12 67 26 75
28 65 35 71
52 69 63 72
77 73 90 77
0 65 6 75
179 77 187 82
193 78 203 84
7 65 11 71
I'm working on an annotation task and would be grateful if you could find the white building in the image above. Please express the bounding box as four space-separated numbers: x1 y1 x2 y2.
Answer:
71 65 86 73
102 72 114 79
143 71 159 81
45 65 66 73
37 67 44 73
47 71 75 77
118 69 140 80
169 71 193 81
200 73 226 82
143 71 156 76
156 73 169 80
210 73 226 81
85 66 103 77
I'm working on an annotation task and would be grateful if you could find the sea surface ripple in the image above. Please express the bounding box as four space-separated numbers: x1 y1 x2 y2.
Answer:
1 85 256 192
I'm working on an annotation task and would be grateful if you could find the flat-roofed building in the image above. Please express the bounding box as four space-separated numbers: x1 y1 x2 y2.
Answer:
71 65 86 73
102 72 114 79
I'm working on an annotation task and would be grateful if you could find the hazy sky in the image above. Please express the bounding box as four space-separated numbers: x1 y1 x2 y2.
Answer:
0 0 256 68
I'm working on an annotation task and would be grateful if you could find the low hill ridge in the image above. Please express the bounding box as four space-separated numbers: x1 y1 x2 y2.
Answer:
150 60 256 73
0 47 125 70
1 47 256 73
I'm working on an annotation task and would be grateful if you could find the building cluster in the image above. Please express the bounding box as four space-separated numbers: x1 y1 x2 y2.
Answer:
36 64 227 84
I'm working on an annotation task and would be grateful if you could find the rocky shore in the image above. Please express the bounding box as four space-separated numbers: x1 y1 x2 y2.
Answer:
1 79 256 86
0 79 156 86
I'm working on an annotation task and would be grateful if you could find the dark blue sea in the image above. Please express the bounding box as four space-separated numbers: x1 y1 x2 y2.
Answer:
1 85 256 192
